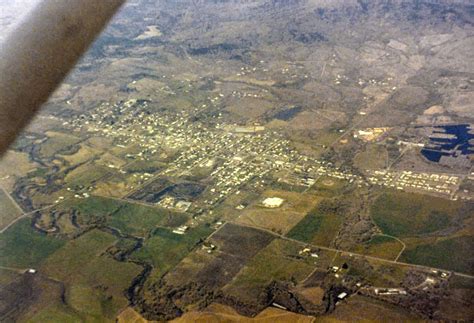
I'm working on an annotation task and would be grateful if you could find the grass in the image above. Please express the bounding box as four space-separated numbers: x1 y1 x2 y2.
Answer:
353 144 389 171
64 164 112 189
0 268 20 285
60 196 123 224
41 229 141 320
131 225 213 278
400 236 474 275
350 235 404 260
0 189 22 230
25 304 84 323
310 176 348 197
41 229 116 279
0 218 65 268
223 239 316 302
108 202 188 236
322 295 420 322
371 191 461 237
39 131 81 158
286 202 343 247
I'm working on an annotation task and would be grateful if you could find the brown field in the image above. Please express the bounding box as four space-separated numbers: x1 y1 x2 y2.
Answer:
60 144 100 165
353 144 389 171
39 131 82 158
96 152 127 168
0 189 23 230
172 303 315 323
164 224 275 289
235 190 322 234
222 239 316 304
226 97 274 119
93 176 138 198
117 307 154 323
319 295 420 322
0 151 38 191
350 234 404 260
289 109 347 131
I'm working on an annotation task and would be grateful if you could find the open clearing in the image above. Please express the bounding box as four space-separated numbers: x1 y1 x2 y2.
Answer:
0 218 65 268
286 201 343 247
371 191 465 237
0 189 22 231
223 239 317 304
41 229 142 320
401 235 474 275
235 190 322 234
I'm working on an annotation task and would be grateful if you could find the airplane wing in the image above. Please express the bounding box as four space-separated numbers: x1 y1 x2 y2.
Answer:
0 0 125 155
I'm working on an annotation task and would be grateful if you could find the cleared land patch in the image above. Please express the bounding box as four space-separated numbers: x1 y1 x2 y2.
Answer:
371 191 463 237
235 190 321 234
286 199 344 247
0 218 65 268
0 189 22 231
350 234 404 260
400 235 474 275
223 239 318 304
41 229 141 320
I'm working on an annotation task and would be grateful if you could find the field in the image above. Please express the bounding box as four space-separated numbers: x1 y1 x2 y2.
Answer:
93 173 142 198
24 304 83 323
60 144 99 165
331 253 408 288
0 151 38 191
235 190 321 234
0 218 65 268
0 189 22 230
400 236 474 275
371 191 463 237
320 295 420 322
353 144 389 171
131 225 213 278
173 303 315 323
58 196 124 225
108 202 188 236
39 131 82 159
41 229 142 320
0 272 68 322
41 229 117 279
310 176 350 197
137 223 278 319
350 234 404 260
64 163 112 189
222 239 317 303
286 202 343 247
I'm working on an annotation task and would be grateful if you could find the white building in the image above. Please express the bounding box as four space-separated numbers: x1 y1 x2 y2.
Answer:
262 197 284 208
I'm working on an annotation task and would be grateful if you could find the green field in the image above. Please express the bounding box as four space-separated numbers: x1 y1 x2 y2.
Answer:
223 239 317 302
39 132 82 158
400 236 474 275
351 235 404 260
371 191 462 237
286 201 343 247
25 304 83 323
41 229 116 279
310 176 349 197
41 229 141 320
65 164 112 189
0 189 22 230
108 202 188 236
60 196 123 225
131 225 213 278
0 218 65 268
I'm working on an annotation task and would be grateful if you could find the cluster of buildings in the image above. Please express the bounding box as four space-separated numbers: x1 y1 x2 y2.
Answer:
62 98 466 214
366 170 460 196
